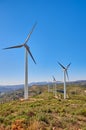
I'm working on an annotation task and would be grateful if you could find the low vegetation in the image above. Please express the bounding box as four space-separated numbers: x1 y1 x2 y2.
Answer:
0 84 86 130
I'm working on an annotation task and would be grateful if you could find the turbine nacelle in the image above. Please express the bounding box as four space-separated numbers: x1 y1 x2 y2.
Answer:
58 62 71 80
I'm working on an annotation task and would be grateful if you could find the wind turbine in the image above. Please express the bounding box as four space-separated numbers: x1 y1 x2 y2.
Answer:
3 23 37 100
58 62 71 99
47 80 50 93
52 76 57 97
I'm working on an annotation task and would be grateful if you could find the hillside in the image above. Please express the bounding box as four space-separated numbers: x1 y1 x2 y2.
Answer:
0 84 86 130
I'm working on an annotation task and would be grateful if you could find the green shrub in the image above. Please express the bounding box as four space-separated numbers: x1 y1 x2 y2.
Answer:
78 109 86 116
0 116 4 123
36 112 48 124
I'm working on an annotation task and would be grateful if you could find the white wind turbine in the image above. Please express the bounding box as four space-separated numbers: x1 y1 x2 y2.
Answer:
47 81 50 93
3 23 37 100
58 62 71 99
52 76 57 97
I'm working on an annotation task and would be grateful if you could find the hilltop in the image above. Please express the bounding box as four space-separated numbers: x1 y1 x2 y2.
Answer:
0 83 86 130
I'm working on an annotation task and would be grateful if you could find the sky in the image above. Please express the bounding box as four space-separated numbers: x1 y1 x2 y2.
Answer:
0 0 86 85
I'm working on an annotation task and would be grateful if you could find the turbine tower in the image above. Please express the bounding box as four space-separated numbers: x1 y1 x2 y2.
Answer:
3 23 37 100
52 76 57 97
58 62 71 99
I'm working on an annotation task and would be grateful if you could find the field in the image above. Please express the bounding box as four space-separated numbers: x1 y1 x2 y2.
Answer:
0 84 86 130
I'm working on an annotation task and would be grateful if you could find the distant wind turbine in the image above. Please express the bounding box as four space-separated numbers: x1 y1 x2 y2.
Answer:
58 62 71 99
47 81 50 93
3 23 37 100
52 76 57 97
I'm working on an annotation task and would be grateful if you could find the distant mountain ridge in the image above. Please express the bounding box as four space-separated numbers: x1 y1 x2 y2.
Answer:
0 85 24 93
69 80 86 85
0 80 86 93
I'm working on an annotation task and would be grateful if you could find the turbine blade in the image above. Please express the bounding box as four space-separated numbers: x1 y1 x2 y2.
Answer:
24 22 37 44
3 44 23 50
52 76 56 81
66 70 69 80
66 63 71 69
28 49 36 64
58 62 65 69
24 44 36 64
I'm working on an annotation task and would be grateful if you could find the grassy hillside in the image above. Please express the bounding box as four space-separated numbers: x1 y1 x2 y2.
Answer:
0 84 86 130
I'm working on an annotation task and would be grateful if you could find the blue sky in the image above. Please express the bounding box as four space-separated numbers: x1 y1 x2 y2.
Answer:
0 0 86 85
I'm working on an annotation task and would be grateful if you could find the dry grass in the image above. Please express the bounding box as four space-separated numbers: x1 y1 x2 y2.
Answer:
0 84 86 130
